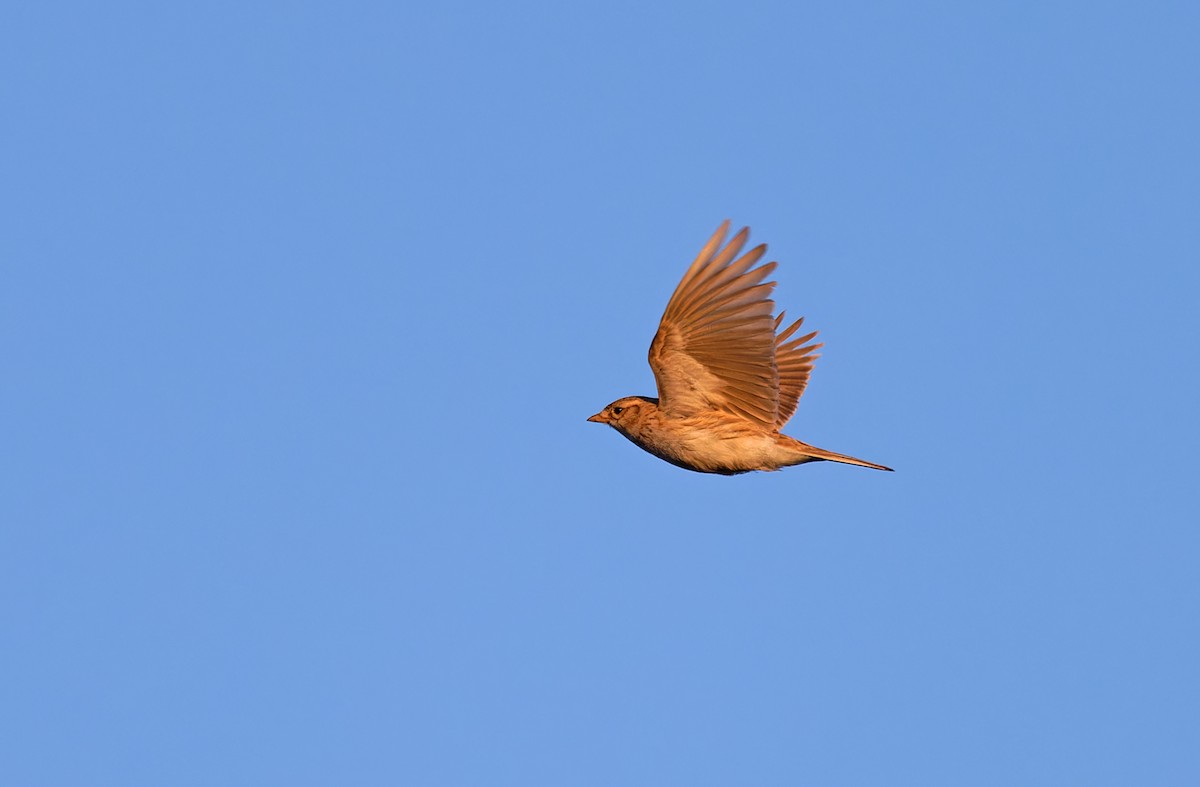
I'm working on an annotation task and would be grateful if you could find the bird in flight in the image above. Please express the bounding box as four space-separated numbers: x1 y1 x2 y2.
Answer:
588 221 892 475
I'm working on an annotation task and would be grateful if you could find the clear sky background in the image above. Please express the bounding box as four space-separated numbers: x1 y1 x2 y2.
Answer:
4 2 1198 785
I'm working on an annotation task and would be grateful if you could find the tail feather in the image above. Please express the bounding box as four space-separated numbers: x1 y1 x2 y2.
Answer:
785 437 893 472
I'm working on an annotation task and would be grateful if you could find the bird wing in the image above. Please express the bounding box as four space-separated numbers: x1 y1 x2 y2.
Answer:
647 221 782 428
772 311 822 428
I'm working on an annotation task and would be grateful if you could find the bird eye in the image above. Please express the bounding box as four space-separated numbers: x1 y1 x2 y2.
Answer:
612 406 624 415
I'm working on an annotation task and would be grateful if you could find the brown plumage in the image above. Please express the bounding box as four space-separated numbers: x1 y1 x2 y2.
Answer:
587 221 892 475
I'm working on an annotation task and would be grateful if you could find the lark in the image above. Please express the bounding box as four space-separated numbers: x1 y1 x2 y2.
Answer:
588 221 891 475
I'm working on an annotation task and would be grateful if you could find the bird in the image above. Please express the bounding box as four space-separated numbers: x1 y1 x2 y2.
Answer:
587 221 892 475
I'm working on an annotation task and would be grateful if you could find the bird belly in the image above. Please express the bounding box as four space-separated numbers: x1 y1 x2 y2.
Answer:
693 432 784 474
637 428 783 475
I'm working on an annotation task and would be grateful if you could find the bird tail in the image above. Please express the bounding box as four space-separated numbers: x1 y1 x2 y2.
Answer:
783 437 894 472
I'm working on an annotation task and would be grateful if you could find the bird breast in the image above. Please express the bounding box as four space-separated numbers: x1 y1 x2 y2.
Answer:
625 412 785 475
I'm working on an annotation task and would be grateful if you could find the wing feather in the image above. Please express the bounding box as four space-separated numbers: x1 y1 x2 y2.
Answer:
773 311 823 428
648 222 783 427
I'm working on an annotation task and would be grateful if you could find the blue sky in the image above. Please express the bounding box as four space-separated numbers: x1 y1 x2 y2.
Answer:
3 2 1198 785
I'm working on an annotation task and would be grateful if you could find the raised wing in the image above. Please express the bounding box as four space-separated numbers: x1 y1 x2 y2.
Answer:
772 311 822 428
647 221 782 427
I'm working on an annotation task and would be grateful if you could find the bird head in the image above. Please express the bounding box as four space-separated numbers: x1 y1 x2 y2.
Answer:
587 396 658 432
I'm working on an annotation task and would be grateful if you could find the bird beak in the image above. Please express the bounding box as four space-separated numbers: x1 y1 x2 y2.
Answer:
587 412 606 423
